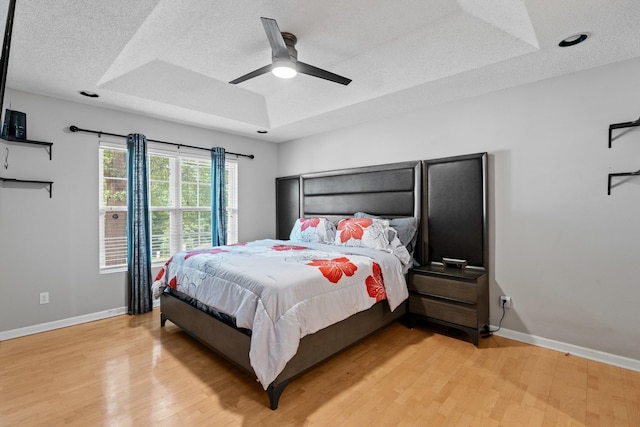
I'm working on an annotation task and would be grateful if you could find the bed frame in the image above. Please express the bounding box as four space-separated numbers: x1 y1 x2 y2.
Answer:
160 160 422 409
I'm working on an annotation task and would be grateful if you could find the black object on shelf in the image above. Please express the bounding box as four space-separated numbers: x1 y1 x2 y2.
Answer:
0 177 53 198
2 109 26 140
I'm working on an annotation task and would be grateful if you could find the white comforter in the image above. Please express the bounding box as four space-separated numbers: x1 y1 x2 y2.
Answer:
151 239 408 388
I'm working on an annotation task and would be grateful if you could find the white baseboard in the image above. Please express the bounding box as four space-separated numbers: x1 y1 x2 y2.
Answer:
494 327 640 373
0 306 127 341
0 299 160 341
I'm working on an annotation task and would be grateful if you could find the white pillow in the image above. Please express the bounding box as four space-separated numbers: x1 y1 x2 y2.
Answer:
289 218 336 243
334 218 390 250
354 212 418 256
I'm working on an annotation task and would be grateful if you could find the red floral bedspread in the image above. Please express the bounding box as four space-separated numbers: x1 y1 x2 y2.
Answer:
152 239 408 389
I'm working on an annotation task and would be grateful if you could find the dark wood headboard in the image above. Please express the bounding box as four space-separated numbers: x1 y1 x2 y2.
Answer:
276 161 421 242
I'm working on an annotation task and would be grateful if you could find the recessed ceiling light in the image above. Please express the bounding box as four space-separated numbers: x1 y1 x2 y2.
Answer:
559 33 589 47
79 90 99 98
257 130 268 134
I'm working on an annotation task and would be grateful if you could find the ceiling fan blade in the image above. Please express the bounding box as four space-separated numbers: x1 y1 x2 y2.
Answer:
229 64 272 84
261 17 289 60
297 61 352 86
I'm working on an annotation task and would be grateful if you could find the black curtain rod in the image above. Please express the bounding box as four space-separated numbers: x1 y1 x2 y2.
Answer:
69 125 255 159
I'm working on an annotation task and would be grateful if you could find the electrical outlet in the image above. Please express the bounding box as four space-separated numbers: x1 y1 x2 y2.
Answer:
40 292 49 304
500 295 511 309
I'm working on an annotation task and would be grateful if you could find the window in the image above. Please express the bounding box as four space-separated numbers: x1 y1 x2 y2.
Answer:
99 142 238 271
99 145 128 269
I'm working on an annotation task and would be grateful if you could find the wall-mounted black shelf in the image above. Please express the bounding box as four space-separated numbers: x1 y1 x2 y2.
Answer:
0 135 54 198
608 171 640 195
608 116 640 195
1 135 53 160
0 177 53 198
609 116 640 148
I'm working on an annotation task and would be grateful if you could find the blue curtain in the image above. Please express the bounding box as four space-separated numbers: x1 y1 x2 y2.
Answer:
126 133 152 315
211 147 227 246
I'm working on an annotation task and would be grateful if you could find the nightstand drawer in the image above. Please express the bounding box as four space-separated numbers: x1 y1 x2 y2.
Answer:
409 295 477 328
409 273 477 303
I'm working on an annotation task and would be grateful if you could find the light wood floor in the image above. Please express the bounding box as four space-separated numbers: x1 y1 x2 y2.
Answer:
1 310 638 426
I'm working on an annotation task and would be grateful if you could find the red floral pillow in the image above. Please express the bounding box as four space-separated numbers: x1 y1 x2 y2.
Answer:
334 218 390 250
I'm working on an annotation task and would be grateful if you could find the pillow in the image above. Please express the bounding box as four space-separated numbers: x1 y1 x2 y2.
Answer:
334 217 390 250
354 212 419 255
289 218 336 243
388 228 411 266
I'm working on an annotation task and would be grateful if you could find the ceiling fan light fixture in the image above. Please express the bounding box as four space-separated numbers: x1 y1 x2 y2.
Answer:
272 59 297 79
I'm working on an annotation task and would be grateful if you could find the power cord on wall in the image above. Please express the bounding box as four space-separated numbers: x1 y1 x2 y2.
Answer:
482 299 506 338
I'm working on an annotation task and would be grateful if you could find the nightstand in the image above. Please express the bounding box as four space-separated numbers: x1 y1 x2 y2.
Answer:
408 265 488 345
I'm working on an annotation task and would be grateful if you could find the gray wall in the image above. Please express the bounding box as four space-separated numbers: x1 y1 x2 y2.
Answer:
278 56 640 362
0 90 277 333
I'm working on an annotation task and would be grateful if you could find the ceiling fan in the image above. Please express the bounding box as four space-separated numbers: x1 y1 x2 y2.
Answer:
229 17 351 86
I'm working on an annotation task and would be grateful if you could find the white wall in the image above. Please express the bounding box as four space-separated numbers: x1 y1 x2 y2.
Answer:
278 57 640 362
0 90 277 333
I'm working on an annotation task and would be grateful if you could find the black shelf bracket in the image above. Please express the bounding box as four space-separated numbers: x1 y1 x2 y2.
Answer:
0 177 53 198
608 116 640 194
608 116 640 148
608 170 640 195
0 136 53 160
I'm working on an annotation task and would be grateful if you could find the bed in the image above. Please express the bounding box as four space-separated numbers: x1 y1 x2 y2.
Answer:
155 160 422 409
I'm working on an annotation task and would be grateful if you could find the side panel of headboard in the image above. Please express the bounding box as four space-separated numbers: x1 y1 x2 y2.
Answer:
275 175 301 240
422 152 488 270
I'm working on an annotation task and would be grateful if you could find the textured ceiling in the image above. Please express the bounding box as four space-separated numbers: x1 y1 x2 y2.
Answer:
2 0 640 142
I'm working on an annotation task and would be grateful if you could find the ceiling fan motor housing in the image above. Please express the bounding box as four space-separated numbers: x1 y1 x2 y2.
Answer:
279 32 298 62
